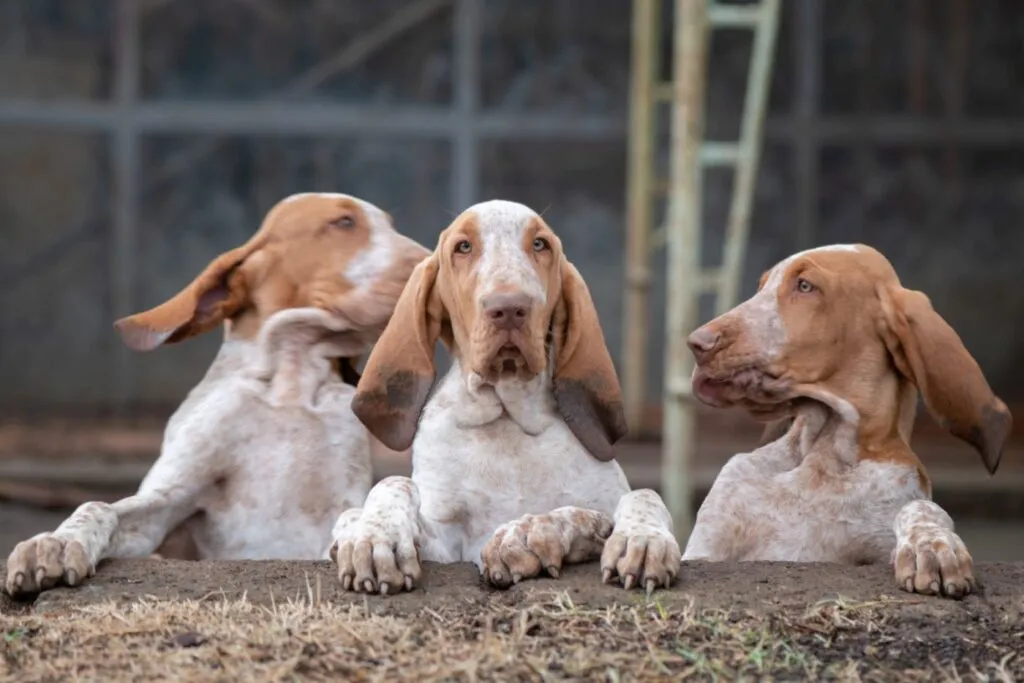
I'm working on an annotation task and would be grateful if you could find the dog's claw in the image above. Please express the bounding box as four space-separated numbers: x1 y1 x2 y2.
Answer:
623 574 636 591
602 568 613 584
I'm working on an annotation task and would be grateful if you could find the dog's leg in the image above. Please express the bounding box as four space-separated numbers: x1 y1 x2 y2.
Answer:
330 476 423 595
892 499 975 599
5 481 205 598
600 489 682 594
479 506 614 588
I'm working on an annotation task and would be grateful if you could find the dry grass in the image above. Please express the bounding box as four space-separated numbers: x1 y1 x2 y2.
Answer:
2 588 1021 683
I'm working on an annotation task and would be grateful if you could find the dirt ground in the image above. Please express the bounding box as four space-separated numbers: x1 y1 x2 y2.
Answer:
2 559 1024 681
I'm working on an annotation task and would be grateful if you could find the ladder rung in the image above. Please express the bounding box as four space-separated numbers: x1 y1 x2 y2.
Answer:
708 3 764 28
700 142 741 166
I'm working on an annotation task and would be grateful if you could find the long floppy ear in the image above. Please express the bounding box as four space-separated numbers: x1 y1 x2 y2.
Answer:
352 255 441 451
877 285 1012 474
551 259 628 461
113 239 264 352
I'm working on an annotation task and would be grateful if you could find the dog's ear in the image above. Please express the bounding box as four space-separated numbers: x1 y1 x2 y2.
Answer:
352 255 441 451
551 259 627 461
114 239 265 352
877 284 1012 474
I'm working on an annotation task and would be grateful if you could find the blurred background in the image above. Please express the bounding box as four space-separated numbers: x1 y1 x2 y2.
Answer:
1 0 1022 559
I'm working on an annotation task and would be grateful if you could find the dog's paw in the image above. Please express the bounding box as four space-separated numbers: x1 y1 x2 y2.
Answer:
331 515 421 596
600 493 681 595
480 507 612 588
893 500 975 600
5 534 93 598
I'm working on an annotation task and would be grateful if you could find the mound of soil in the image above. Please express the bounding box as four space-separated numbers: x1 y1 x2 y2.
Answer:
2 559 1023 681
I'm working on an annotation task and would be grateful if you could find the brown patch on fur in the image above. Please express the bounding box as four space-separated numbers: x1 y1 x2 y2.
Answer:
691 244 1011 485
114 194 427 352
353 209 627 461
876 283 1012 474
551 261 628 460
352 256 442 452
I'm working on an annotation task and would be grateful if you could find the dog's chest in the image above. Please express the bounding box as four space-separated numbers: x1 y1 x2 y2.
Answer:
185 397 371 560
693 454 923 562
412 406 629 549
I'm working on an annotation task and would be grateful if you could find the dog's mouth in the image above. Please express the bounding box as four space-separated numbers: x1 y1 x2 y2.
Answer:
479 332 546 380
692 366 788 410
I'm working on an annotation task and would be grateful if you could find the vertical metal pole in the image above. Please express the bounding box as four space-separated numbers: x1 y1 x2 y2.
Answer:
452 0 480 210
792 0 820 254
622 0 659 435
663 0 708 544
717 0 781 315
112 0 140 414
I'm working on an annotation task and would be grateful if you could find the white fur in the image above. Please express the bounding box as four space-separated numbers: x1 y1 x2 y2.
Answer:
3 195 423 597
473 199 548 305
687 243 977 598
684 411 927 564
5 309 374 597
333 361 680 592
332 201 681 594
344 199 398 289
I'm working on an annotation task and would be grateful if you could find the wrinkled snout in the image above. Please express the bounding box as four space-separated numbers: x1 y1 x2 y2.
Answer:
482 291 532 331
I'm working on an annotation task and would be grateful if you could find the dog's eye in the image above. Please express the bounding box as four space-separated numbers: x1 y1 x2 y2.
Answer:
796 278 816 294
455 240 472 255
532 238 549 252
331 215 356 229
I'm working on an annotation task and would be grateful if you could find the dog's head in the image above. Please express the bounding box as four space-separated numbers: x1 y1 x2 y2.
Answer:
688 244 1011 473
114 192 430 376
350 199 627 460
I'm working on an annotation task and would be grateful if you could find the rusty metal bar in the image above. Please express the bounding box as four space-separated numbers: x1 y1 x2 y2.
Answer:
663 0 709 543
622 0 659 435
452 0 481 210
792 0 821 253
716 0 780 315
112 0 140 413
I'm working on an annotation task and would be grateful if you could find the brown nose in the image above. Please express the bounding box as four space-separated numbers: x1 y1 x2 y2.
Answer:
687 327 721 363
482 292 532 331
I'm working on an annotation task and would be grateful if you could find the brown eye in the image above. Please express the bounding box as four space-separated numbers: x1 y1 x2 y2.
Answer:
796 278 816 294
532 237 549 252
332 215 355 229
455 240 472 255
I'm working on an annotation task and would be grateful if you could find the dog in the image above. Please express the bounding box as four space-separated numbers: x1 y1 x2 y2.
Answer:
682 243 1011 599
5 192 429 598
326 199 681 596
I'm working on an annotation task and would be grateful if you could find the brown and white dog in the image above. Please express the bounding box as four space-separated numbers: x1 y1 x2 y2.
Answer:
329 199 680 595
683 243 1011 599
5 192 429 598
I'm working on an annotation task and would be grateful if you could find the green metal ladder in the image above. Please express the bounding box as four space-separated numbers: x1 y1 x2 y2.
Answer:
622 0 781 541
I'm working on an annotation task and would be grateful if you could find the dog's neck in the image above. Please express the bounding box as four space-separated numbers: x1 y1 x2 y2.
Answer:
784 369 918 469
203 308 364 406
436 358 558 436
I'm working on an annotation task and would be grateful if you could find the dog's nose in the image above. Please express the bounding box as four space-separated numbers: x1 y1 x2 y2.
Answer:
482 292 532 331
687 327 721 363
